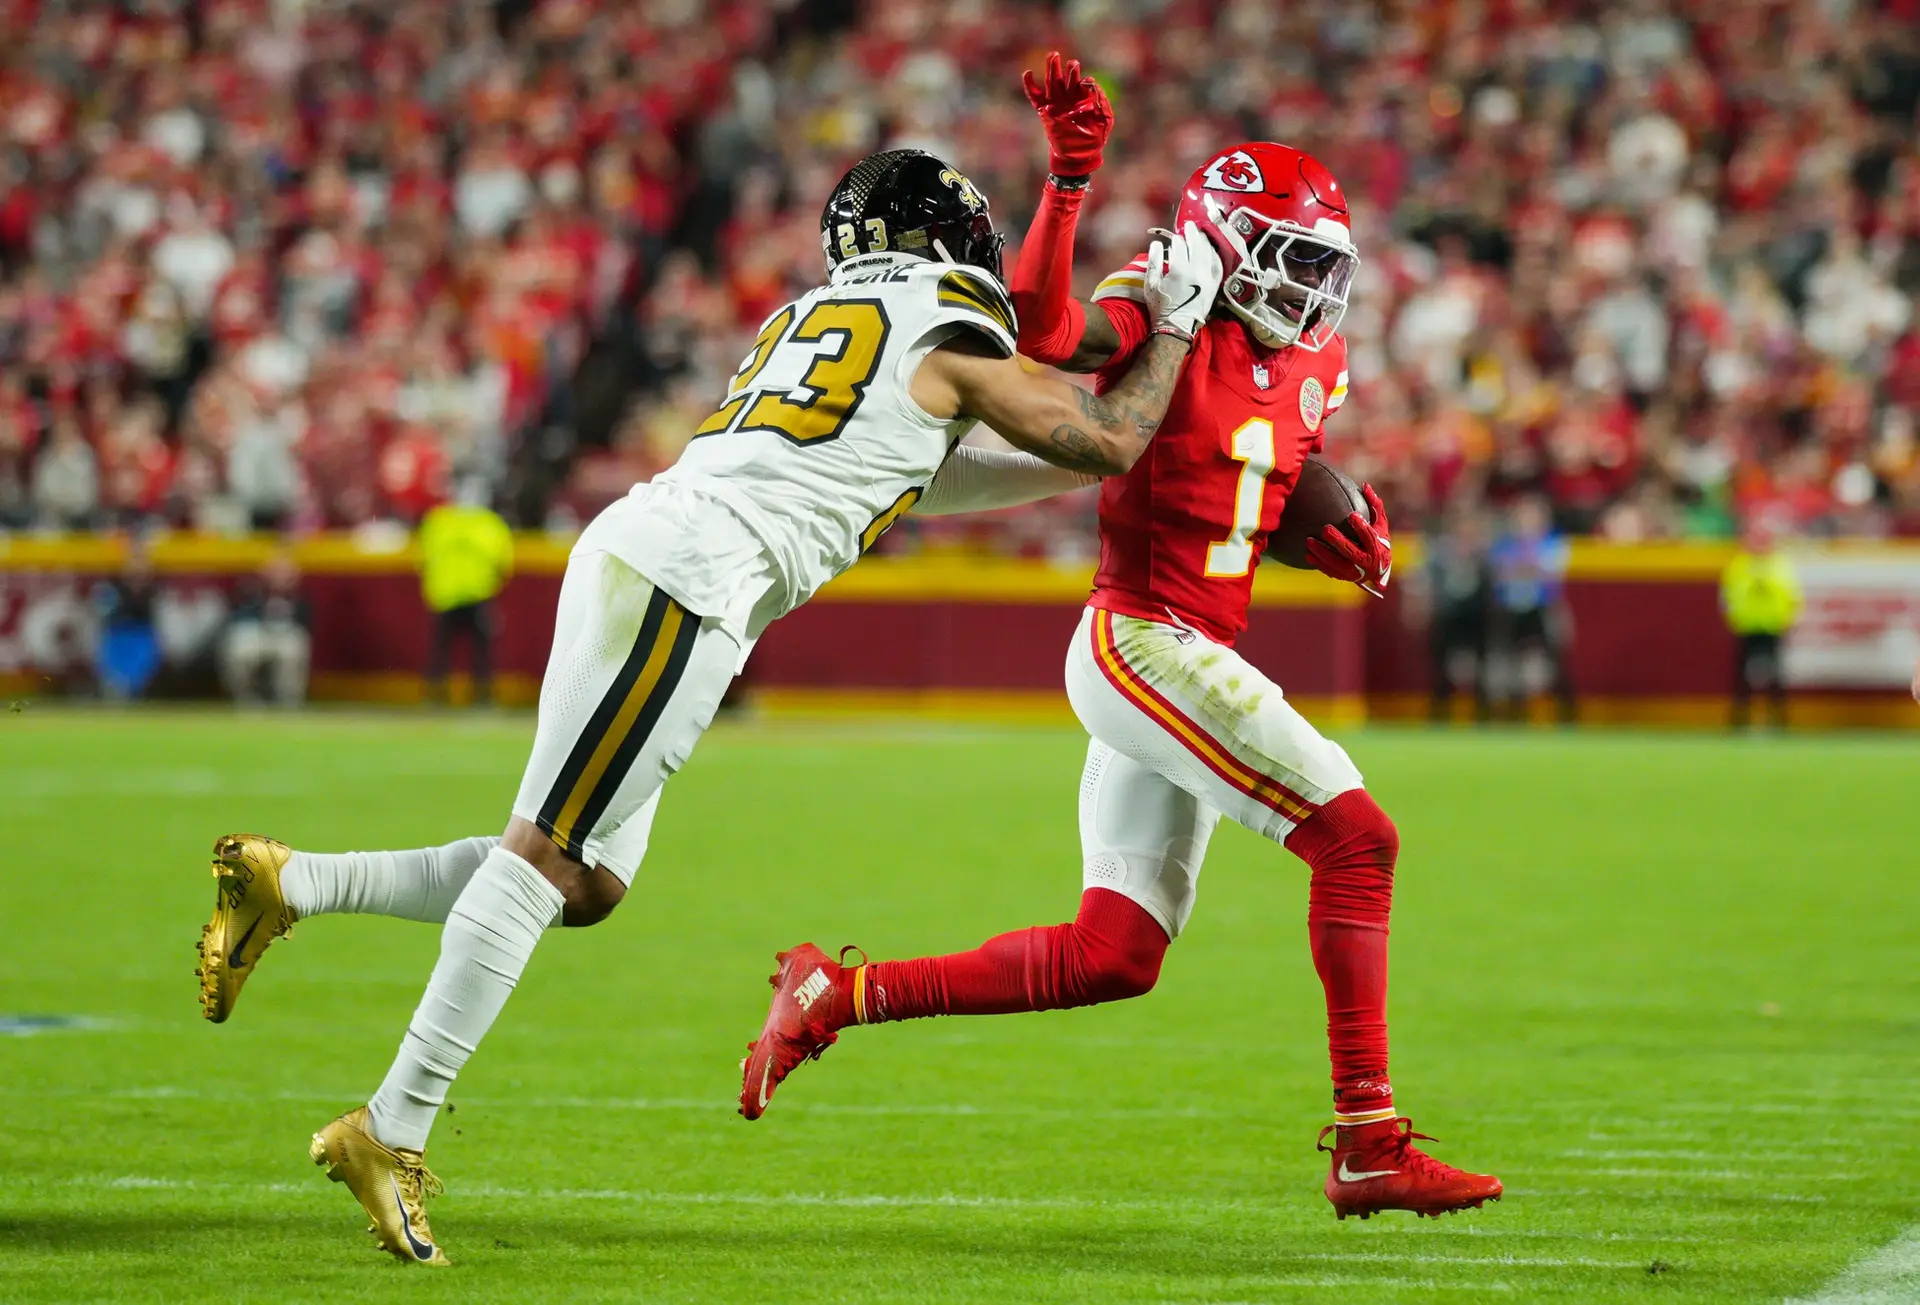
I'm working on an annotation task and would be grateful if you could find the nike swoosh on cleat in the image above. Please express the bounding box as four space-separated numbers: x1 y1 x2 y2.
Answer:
389 1175 437 1261
757 1056 776 1112
1337 1158 1400 1182
227 916 262 970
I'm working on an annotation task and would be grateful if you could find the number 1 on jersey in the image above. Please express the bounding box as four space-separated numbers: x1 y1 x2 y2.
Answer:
1204 417 1276 578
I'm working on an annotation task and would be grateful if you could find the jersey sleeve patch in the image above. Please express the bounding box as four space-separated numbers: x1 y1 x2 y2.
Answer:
1326 368 1350 414
1091 253 1151 305
935 268 1017 358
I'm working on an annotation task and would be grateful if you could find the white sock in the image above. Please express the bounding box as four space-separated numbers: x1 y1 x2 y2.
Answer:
365 847 564 1152
280 838 500 923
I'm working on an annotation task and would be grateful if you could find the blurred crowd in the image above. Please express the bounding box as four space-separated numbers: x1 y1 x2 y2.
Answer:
1 0 1917 550
0 0 734 533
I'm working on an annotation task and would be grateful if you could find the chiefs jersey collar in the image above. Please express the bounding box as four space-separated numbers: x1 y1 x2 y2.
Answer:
1205 316 1302 404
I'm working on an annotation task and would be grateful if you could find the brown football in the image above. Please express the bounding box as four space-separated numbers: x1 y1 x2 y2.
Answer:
1271 457 1370 569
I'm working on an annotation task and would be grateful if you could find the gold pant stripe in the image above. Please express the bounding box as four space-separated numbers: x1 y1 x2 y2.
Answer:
548 600 687 851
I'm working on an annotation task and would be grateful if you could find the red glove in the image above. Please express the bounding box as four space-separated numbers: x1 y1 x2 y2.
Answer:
1304 485 1393 598
1021 51 1113 178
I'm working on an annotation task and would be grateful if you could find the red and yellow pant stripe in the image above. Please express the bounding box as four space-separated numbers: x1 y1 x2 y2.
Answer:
1089 609 1319 824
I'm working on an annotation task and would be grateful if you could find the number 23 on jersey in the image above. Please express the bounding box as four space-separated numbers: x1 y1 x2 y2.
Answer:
694 300 892 446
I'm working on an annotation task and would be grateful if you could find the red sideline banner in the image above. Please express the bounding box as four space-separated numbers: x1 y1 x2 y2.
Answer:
0 538 1361 716
746 558 1363 716
3 534 1916 725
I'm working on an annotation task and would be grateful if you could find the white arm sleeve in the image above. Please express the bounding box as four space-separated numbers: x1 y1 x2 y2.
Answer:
914 444 1099 517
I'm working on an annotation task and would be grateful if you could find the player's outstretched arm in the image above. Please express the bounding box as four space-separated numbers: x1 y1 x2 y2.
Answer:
916 332 1191 476
1012 51 1125 373
913 444 1097 516
915 223 1220 476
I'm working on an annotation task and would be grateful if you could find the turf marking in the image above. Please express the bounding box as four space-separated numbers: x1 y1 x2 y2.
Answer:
36 1174 1684 1256
0 1014 112 1036
49 1174 1345 1216
0 767 296 797
1561 1148 1831 1161
52 1173 1572 1241
15 1083 1249 1121
1273 1252 1644 1269
56 1085 1864 1150
1580 1167 1758 1180
1168 1284 1513 1296
1788 1226 1920 1304
24 1085 1890 1141
1517 1189 1825 1208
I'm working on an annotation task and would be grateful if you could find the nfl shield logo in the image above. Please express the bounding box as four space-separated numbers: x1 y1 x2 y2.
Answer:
1299 376 1326 430
1252 363 1271 390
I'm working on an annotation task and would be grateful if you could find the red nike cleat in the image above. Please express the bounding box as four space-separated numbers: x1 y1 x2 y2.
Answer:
1318 1117 1502 1220
738 943 858 1121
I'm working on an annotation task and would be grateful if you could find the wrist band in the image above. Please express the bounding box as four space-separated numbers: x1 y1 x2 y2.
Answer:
1151 322 1195 343
1047 173 1092 193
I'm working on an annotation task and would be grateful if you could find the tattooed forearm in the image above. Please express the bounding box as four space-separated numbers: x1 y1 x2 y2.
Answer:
1045 423 1112 474
1073 386 1136 434
951 327 1192 477
1075 334 1190 448
1074 384 1159 445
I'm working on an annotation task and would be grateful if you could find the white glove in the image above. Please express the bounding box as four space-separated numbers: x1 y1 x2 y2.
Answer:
1144 221 1223 342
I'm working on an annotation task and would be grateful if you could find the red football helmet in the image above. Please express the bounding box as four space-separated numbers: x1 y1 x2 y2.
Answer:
1174 142 1357 352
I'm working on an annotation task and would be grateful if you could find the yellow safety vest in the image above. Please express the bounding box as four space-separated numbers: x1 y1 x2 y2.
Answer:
419 505 515 613
1720 551 1802 636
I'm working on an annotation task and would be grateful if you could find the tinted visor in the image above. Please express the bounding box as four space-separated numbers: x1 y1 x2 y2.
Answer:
1281 240 1351 286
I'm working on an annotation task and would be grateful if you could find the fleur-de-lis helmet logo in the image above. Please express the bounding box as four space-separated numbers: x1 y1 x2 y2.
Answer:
940 167 987 213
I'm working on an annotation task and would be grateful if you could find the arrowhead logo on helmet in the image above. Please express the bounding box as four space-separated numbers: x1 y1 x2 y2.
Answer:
1202 149 1266 193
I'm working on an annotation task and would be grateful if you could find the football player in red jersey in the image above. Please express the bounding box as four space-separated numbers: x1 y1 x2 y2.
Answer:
741 54 1499 1221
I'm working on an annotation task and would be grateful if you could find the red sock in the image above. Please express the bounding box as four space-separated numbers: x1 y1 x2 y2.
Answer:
1286 789 1397 1124
852 888 1169 1022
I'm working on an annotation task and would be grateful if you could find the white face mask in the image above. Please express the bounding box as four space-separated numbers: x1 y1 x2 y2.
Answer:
1214 207 1358 352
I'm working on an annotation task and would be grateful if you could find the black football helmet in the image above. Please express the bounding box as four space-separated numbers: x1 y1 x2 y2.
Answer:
820 149 1004 282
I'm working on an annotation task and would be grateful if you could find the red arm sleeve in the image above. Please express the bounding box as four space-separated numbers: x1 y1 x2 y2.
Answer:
1009 182 1089 366
1089 298 1151 390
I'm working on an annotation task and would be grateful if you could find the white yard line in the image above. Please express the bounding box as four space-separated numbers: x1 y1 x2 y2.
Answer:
1560 1147 1834 1162
1168 1283 1513 1296
1271 1252 1640 1269
3 1082 1245 1121
48 1175 1656 1274
45 1173 1699 1243
1788 1227 1920 1304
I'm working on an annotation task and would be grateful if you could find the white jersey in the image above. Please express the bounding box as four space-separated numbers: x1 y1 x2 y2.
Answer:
577 254 1017 638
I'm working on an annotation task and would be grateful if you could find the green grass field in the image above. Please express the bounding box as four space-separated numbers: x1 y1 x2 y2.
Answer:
2 710 1918 1303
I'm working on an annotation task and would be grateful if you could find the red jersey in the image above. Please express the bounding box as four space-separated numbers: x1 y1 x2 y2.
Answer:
1086 255 1350 644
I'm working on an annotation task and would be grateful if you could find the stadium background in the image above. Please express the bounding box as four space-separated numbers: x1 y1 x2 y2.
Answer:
1 0 1918 723
6 5 1920 1302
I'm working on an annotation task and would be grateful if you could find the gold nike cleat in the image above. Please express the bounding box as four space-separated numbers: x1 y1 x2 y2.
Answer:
195 833 296 1023
309 1107 451 1267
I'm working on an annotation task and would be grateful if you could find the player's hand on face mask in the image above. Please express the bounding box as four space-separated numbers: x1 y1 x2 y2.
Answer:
1022 51 1113 178
1305 485 1393 598
1145 222 1223 342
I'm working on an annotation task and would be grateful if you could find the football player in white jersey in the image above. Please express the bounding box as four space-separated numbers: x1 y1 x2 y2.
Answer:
191 148 1223 1265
